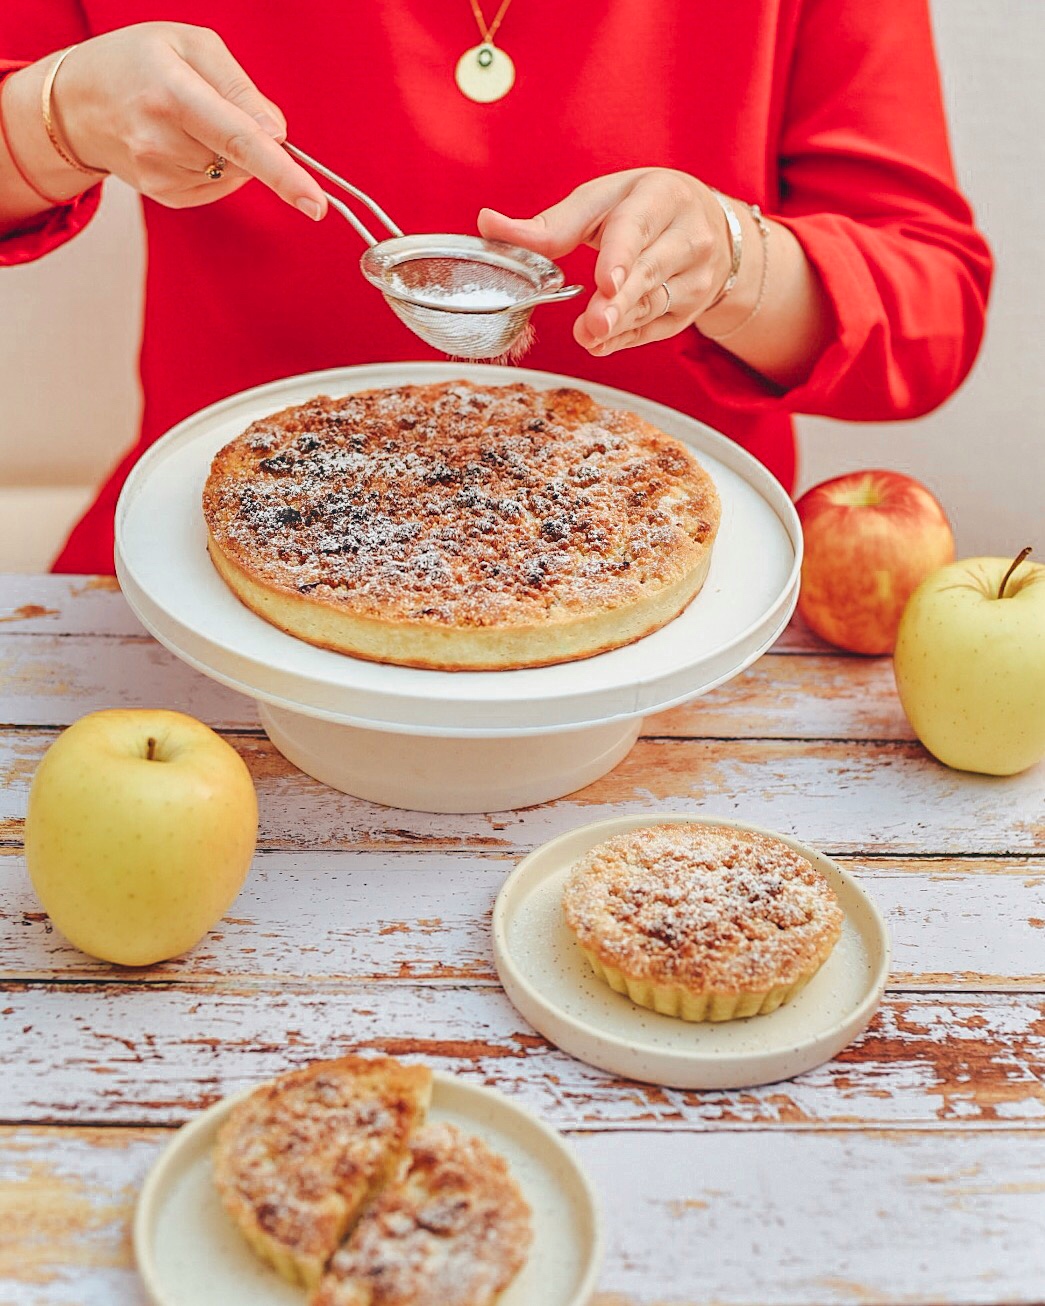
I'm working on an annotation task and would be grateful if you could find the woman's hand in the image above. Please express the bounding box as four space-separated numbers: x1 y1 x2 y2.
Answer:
8 22 326 217
478 169 733 355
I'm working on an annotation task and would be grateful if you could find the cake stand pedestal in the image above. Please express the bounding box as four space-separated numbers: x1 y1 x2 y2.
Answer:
258 705 642 813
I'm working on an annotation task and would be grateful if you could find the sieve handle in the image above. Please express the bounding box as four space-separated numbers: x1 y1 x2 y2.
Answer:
512 284 586 310
284 142 405 246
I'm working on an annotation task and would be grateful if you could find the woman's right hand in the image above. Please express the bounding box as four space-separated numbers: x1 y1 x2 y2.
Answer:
14 22 327 218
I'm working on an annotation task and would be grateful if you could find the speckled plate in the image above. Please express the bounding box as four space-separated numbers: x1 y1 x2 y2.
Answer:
134 1071 601 1306
492 815 890 1090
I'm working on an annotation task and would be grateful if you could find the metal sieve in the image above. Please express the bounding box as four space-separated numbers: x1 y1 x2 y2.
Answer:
286 143 583 360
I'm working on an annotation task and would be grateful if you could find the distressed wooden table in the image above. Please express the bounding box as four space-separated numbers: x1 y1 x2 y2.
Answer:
1 573 1043 1306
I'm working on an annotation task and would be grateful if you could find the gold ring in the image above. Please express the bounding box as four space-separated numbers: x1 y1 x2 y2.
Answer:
205 155 227 181
660 281 673 316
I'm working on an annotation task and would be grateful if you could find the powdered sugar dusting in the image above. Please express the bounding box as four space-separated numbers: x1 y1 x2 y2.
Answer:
203 381 720 628
563 824 845 990
316 1122 532 1306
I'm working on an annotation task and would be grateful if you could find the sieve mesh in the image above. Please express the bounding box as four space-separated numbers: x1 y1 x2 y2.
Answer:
361 236 582 360
386 256 534 301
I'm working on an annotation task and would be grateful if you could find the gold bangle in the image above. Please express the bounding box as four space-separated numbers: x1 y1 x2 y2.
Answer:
42 46 103 175
0 72 67 206
702 204 771 342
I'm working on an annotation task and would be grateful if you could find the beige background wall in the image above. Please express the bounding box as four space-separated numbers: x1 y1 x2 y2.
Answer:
795 0 1044 561
1 0 1042 572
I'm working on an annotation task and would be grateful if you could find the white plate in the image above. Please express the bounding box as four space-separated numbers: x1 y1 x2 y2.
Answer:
115 361 800 736
492 815 890 1090
134 1071 602 1306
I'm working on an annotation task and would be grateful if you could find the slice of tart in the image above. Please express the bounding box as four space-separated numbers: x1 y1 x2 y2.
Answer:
311 1121 533 1306
213 1056 432 1289
563 823 845 1021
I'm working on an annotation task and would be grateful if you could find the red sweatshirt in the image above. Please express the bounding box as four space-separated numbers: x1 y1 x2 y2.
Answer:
1 1 992 575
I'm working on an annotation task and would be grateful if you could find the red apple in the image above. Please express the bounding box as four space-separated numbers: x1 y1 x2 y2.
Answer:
795 470 955 654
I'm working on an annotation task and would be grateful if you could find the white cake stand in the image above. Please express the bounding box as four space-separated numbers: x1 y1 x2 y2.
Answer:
115 362 800 812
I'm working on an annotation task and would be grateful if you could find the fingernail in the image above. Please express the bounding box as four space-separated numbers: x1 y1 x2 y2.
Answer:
604 305 619 334
297 197 323 221
254 113 284 139
610 266 626 292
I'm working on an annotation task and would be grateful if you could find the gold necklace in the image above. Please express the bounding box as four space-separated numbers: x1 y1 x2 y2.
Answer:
455 0 517 103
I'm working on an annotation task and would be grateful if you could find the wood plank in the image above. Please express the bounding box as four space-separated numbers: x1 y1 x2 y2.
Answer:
649 653 912 740
0 574 833 651
0 576 141 638
0 1126 151 1305
5 732 1042 855
3 852 1042 989
0 636 261 731
1 636 912 740
2 1125 1043 1305
866 860 1045 988
583 1127 1045 1305
2 986 1042 1129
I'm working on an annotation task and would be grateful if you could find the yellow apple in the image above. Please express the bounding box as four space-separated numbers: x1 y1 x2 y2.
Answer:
796 470 955 654
25 709 258 965
893 548 1045 775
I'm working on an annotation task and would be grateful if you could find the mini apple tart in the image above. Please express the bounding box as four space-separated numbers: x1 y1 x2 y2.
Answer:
213 1056 432 1289
562 823 844 1021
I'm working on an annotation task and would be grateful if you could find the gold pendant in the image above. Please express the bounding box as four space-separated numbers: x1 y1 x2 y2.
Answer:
455 42 515 103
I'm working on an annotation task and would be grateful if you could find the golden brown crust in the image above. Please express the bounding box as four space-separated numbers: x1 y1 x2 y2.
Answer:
212 1056 432 1289
563 824 845 999
312 1122 533 1306
202 380 720 669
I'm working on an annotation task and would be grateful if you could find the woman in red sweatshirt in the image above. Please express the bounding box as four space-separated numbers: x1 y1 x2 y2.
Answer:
0 4 991 575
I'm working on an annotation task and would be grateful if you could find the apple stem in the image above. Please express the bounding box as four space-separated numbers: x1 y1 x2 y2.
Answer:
146 736 157 762
998 546 1033 599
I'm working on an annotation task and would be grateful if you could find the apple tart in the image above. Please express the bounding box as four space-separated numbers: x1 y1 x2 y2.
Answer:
202 379 720 669
213 1056 432 1289
563 823 845 1021
213 1056 532 1304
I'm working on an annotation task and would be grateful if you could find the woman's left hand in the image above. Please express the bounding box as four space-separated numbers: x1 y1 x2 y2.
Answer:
478 168 732 355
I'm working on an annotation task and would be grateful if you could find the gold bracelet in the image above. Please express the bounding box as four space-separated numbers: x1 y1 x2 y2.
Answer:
0 72 67 206
706 189 743 308
702 205 771 342
42 46 103 175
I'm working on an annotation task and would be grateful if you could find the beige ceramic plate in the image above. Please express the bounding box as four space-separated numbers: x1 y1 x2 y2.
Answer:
134 1071 601 1306
493 815 890 1090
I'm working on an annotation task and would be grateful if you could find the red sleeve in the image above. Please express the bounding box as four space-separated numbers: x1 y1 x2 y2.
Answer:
0 0 103 266
692 0 993 422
